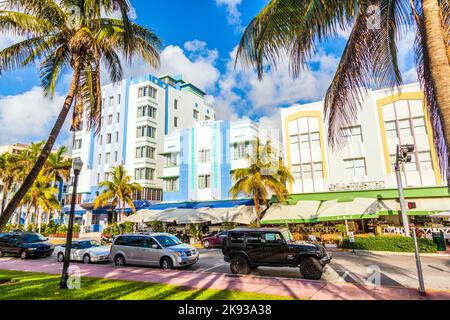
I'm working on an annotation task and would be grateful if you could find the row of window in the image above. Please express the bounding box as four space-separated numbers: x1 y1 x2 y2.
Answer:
99 132 120 145
136 125 157 139
138 85 157 99
163 175 211 192
98 151 119 165
136 146 156 160
134 167 155 181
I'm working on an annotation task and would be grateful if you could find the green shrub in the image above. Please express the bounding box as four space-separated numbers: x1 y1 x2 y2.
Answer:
341 236 437 253
43 221 58 236
72 224 80 234
3 224 22 233
102 222 135 236
222 222 239 230
57 224 68 234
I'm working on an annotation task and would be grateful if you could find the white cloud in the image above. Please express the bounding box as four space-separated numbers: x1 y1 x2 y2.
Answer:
0 33 23 51
0 87 71 147
215 0 243 32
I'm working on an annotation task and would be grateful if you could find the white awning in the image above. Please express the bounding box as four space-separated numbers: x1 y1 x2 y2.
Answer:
315 198 380 221
261 201 322 224
431 211 450 218
203 206 257 225
133 208 217 224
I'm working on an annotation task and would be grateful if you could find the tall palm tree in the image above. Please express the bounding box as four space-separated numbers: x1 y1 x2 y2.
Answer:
94 164 142 224
44 146 72 184
236 0 450 182
0 0 162 231
229 139 293 227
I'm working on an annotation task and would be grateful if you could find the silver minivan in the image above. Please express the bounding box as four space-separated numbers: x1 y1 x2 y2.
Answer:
109 233 199 269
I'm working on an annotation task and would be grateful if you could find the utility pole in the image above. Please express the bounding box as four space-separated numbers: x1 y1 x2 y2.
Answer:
394 144 412 237
395 144 426 296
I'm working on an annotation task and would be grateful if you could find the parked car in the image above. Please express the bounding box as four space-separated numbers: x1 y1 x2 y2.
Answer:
0 231 54 259
110 233 199 269
222 228 332 280
202 231 228 249
53 239 110 264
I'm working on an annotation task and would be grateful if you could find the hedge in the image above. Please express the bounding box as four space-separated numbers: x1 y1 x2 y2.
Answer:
341 236 437 253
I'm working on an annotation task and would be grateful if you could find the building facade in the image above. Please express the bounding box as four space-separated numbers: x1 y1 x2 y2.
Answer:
281 83 443 194
162 119 279 202
71 74 216 206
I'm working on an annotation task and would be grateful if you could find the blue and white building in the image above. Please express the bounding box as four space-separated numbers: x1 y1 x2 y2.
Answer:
161 119 280 202
69 74 215 230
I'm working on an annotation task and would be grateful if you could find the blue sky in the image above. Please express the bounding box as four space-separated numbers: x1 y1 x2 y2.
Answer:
0 0 416 148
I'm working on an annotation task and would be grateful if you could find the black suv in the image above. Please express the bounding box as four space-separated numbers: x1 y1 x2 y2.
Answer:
222 228 332 280
0 232 54 259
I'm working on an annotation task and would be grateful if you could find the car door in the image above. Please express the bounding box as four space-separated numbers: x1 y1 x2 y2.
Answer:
140 237 160 266
261 232 289 264
70 243 81 261
245 232 265 263
10 235 23 255
127 236 146 265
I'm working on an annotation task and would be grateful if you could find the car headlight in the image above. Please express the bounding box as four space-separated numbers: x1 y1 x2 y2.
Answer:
171 251 183 257
27 247 38 251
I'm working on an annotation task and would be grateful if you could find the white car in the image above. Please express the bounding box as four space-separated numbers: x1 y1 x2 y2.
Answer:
53 239 110 264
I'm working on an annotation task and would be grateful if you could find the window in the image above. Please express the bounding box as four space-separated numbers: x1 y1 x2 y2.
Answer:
233 142 249 160
107 133 112 144
174 117 178 128
344 158 367 176
108 115 113 126
310 132 321 149
73 139 82 149
136 146 156 159
264 233 283 245
105 152 110 164
117 112 120 123
138 85 157 99
174 99 178 110
419 151 433 170
105 172 109 181
198 175 211 189
292 164 301 181
164 178 179 192
164 153 179 167
114 151 118 162
98 154 102 165
97 174 100 184
413 117 427 135
230 232 244 244
193 109 199 120
385 121 398 139
137 105 157 118
246 233 263 245
198 149 211 163
99 135 103 145
302 163 313 180
116 132 119 142
300 133 310 150
134 168 155 180
136 125 156 139
398 119 412 137
313 162 324 179
108 96 114 107
342 126 363 143
117 94 121 105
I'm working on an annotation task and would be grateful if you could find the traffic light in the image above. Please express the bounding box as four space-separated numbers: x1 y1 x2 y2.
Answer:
398 144 415 163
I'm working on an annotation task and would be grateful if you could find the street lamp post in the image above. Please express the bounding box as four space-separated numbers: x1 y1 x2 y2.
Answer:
395 144 426 296
59 157 83 289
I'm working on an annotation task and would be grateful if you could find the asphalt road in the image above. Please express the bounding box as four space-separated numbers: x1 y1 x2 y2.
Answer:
190 249 450 291
1 249 449 291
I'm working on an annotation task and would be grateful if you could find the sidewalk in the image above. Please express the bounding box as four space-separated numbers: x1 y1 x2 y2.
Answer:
329 248 450 257
1 258 449 300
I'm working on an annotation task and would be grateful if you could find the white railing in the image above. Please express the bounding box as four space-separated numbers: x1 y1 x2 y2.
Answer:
383 226 450 238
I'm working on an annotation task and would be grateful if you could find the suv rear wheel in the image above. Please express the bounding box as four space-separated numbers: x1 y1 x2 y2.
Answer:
299 257 323 280
230 256 251 275
20 250 28 260
114 254 126 267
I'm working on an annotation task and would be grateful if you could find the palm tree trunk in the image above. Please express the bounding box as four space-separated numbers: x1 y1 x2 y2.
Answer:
253 194 261 227
32 206 38 232
0 63 82 232
24 205 32 230
1 188 7 215
422 0 450 150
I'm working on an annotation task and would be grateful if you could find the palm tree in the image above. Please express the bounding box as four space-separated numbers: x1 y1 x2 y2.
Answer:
44 146 72 184
25 175 60 231
0 0 162 231
229 139 293 227
94 164 142 224
0 153 20 214
236 0 450 182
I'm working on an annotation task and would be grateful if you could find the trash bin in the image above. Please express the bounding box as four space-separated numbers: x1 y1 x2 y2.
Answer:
432 231 447 251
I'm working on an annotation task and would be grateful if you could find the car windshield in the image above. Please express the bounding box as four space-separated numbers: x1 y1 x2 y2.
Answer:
21 233 47 243
154 235 182 247
281 230 294 242
79 240 101 249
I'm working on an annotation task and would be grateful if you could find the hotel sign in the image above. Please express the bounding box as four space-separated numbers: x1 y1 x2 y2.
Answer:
329 181 386 192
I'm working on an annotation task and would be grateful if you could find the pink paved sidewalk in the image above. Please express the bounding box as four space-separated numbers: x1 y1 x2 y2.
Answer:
1 258 449 300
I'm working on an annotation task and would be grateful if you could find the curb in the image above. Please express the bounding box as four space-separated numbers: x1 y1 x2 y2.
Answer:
330 249 450 257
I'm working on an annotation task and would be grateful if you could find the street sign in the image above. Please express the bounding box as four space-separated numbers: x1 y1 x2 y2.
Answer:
348 232 355 243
